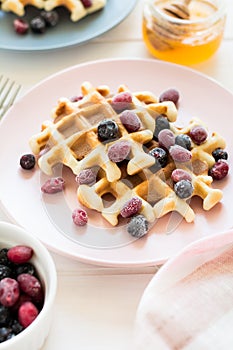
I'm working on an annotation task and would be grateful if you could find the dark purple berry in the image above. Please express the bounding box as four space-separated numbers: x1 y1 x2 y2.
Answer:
107 141 131 163
40 10 59 27
154 115 170 140
119 110 141 132
20 154 35 170
0 305 10 325
175 134 192 150
76 168 97 186
72 209 88 226
127 215 148 238
209 160 229 180
120 197 142 218
30 16 46 34
15 263 36 277
148 147 168 168
41 177 65 194
159 88 180 106
97 119 119 142
111 92 133 112
212 148 228 161
13 18 29 35
158 129 175 149
189 126 208 145
0 265 12 281
174 179 193 199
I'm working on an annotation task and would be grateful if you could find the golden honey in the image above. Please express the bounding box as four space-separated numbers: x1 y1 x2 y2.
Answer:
142 0 226 65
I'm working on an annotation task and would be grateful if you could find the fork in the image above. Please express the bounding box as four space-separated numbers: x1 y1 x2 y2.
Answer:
0 75 21 119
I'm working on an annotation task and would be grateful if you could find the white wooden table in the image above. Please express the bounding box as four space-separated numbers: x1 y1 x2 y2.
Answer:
1 1 233 348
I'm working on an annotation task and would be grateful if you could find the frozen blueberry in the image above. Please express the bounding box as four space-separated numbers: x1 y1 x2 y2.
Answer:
174 179 194 199
153 115 170 140
175 134 192 150
127 215 148 238
97 119 119 142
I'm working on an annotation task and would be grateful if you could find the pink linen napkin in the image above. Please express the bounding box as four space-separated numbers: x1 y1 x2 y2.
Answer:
135 229 233 350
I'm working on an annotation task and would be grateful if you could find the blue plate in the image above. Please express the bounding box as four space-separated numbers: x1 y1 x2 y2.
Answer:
0 0 137 51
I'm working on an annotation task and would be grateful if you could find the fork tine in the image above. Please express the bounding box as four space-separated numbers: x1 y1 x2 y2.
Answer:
0 76 21 119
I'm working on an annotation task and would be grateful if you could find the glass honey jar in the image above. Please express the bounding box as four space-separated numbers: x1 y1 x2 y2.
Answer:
142 0 226 65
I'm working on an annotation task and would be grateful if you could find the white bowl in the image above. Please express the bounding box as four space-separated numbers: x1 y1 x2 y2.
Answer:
0 221 57 350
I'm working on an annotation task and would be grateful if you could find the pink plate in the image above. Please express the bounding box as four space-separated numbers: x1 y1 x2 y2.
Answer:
0 58 232 267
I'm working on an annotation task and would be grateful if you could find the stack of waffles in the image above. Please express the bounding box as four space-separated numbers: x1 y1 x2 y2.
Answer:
0 0 106 21
29 81 227 236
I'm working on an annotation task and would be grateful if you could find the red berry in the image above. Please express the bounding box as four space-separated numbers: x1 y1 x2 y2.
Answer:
13 18 29 35
189 126 208 145
0 278 20 307
72 209 88 226
41 177 65 194
107 141 131 163
119 110 141 132
209 160 229 180
111 92 133 112
159 88 180 106
120 197 142 218
17 274 43 302
7 245 33 264
18 301 39 328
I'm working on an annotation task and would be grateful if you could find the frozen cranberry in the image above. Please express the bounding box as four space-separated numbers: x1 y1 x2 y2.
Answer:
18 301 39 328
209 160 229 180
13 18 29 35
171 169 192 183
7 245 33 264
169 145 192 163
107 141 131 163
76 168 96 186
189 126 208 145
17 274 43 302
120 197 142 218
111 92 133 112
41 177 65 194
119 110 141 132
81 0 93 7
72 209 88 226
0 278 20 307
159 88 180 106
158 129 175 149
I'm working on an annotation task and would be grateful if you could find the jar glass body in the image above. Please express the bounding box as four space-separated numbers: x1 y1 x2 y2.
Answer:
142 0 226 65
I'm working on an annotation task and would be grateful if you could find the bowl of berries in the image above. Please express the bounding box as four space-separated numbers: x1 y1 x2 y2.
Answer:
0 221 57 349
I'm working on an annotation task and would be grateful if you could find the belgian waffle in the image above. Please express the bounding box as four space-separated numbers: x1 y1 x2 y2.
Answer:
44 0 106 22
29 82 227 231
1 0 106 21
1 0 44 16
